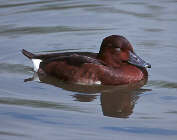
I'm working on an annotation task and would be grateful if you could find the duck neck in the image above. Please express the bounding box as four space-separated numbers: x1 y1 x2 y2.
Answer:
97 51 121 68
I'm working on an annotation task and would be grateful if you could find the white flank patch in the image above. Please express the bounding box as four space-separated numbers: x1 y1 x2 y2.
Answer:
32 59 42 72
95 81 101 85
77 80 101 85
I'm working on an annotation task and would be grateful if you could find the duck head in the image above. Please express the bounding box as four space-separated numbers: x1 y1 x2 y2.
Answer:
97 35 151 68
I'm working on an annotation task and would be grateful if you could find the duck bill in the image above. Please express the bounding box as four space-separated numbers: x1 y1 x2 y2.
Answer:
128 51 151 68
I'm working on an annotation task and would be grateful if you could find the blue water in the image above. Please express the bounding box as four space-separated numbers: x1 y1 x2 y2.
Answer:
0 0 177 140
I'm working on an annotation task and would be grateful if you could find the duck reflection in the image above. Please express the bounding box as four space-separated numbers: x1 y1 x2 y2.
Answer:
25 73 149 118
101 91 138 118
73 94 97 102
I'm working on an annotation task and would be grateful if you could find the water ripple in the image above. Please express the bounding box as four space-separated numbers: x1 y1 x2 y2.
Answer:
147 80 177 89
0 131 28 137
88 6 154 18
104 126 177 135
0 25 112 36
0 1 53 8
0 97 87 113
0 63 32 75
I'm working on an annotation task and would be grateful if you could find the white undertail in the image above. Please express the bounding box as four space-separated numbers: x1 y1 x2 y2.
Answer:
32 59 42 72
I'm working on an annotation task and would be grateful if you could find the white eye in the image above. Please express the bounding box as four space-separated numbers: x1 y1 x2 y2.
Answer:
116 48 121 51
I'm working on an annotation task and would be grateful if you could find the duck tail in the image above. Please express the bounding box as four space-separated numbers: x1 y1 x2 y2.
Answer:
22 49 36 59
22 49 42 72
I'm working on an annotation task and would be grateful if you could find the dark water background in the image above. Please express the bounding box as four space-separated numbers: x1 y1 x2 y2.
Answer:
0 0 177 140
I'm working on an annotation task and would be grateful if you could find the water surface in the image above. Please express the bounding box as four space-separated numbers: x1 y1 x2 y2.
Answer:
0 0 177 140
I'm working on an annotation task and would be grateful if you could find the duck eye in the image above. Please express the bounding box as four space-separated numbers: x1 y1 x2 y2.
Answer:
116 48 121 51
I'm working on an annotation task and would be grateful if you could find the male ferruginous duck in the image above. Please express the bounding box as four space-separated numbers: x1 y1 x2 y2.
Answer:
22 35 151 85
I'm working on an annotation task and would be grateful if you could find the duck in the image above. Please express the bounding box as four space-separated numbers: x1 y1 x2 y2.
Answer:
22 35 151 85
